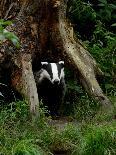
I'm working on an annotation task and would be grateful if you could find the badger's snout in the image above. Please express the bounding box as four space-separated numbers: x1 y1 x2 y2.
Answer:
53 79 60 85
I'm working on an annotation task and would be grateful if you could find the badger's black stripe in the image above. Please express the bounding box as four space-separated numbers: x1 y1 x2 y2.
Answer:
44 63 53 80
41 63 53 80
56 63 62 79
49 63 53 80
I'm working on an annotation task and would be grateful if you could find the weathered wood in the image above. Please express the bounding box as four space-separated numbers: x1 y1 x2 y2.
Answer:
11 54 39 115
21 54 39 115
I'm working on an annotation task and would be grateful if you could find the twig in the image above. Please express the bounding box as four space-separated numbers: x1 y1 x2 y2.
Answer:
4 2 16 20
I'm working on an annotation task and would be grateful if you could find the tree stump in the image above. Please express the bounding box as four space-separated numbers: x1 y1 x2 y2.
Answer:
0 0 112 116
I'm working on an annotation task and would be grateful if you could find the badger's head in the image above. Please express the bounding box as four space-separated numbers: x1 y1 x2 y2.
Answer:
41 61 64 85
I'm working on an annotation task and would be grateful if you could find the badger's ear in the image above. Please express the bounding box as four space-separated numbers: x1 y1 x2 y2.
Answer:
41 62 48 65
59 61 64 68
41 62 48 69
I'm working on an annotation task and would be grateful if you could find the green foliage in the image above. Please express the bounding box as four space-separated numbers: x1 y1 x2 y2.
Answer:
0 101 46 155
67 0 116 101
0 101 29 125
12 140 44 155
88 30 116 96
0 101 115 155
97 0 116 24
67 0 96 39
79 124 116 155
0 19 20 48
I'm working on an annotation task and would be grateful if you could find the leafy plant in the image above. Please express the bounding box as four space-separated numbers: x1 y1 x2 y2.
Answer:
67 0 97 40
80 124 116 155
12 140 44 155
97 0 116 24
0 99 116 155
0 19 20 48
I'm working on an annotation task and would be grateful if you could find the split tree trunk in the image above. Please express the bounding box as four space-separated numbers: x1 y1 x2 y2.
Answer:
0 0 112 116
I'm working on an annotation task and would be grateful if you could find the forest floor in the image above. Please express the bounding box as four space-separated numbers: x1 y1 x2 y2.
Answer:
0 100 116 155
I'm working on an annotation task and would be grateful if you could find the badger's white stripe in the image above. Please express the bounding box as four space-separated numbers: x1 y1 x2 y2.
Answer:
60 68 64 79
51 63 59 82
40 69 51 81
35 69 51 84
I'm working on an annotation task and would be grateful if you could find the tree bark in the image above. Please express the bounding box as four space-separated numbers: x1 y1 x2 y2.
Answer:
0 0 112 116
11 53 39 116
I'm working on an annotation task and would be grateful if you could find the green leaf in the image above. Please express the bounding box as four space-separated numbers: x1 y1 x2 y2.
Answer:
11 37 20 48
2 29 20 48
98 3 105 7
105 35 115 41
0 19 12 27
0 34 5 41
109 4 116 9
105 84 114 89
104 73 111 77
0 26 4 31
111 23 116 27
98 0 107 4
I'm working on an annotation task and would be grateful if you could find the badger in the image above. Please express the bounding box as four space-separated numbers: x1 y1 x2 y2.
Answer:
34 61 66 116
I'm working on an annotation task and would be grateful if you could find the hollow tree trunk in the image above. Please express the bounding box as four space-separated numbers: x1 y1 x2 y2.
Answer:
0 0 112 116
38 0 111 106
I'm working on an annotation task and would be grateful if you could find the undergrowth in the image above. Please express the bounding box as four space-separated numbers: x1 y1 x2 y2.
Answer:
0 100 116 155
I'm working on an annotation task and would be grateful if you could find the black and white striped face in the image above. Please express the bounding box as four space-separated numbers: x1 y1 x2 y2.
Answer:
41 61 64 85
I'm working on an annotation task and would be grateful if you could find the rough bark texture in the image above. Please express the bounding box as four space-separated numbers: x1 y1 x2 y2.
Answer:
0 0 112 116
58 14 110 105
